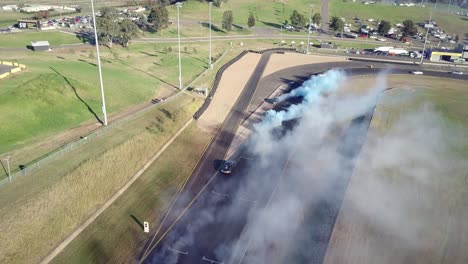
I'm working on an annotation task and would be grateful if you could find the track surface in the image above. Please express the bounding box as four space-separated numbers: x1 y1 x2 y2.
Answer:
0 64 13 75
138 54 468 264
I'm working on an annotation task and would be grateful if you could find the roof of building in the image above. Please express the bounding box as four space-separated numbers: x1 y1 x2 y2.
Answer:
31 41 50 47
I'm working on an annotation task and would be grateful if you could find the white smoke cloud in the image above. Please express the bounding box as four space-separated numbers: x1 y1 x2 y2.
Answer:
150 70 466 264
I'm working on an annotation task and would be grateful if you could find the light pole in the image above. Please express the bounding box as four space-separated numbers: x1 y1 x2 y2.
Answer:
176 2 183 90
209 2 213 70
90 0 108 125
2 156 11 183
420 0 437 64
306 5 313 54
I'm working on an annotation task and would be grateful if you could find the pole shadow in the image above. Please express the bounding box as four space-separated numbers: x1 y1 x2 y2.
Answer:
50 67 104 124
131 214 144 230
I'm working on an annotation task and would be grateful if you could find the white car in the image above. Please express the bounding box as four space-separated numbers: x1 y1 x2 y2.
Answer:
451 71 463 75
377 37 386 41
411 71 424 75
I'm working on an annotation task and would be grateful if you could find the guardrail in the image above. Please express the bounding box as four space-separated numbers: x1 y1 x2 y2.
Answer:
0 49 229 187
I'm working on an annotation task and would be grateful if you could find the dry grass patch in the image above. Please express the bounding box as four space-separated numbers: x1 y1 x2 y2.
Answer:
0 95 202 264
52 123 213 264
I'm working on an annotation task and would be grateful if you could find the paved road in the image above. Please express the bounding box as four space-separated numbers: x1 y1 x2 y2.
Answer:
138 58 467 264
0 64 13 75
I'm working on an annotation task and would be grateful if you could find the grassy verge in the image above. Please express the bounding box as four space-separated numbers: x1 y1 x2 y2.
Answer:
0 94 202 264
51 122 213 264
0 31 81 48
167 0 321 28
0 39 225 177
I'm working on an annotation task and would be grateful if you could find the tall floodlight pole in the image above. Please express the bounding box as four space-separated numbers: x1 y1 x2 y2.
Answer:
2 156 11 183
90 0 108 125
209 2 213 70
306 5 313 54
420 0 437 64
176 2 183 90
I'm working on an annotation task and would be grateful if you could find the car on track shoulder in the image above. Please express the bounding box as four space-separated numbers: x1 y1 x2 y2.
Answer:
411 71 424 75
220 160 236 174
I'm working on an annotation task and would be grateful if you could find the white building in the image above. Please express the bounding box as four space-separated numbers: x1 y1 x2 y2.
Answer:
2 5 17 11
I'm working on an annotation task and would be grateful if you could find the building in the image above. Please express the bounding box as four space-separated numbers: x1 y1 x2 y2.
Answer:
17 19 41 29
30 41 50 51
462 45 468 60
428 48 462 62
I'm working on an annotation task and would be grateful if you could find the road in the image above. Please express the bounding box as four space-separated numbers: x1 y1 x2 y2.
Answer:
137 53 467 264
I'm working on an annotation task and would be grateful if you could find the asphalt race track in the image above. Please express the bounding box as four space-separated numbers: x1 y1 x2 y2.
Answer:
0 64 13 75
138 53 468 264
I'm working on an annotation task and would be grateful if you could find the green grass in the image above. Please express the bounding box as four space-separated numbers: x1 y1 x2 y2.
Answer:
51 122 212 264
0 38 226 171
141 22 252 38
0 94 203 264
167 0 321 28
0 31 81 48
329 1 468 37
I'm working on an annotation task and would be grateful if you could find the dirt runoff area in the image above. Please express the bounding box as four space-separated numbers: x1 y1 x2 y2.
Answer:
197 52 262 132
198 52 345 136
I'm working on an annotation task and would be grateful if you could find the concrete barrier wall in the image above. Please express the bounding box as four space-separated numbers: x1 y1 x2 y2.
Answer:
0 61 26 79
1 61 25 69
10 67 22 73
0 72 10 79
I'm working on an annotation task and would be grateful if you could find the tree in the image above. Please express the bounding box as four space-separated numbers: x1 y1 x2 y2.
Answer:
329 16 344 32
96 9 119 48
34 10 49 19
213 0 228 8
290 10 306 28
118 19 139 47
222 10 233 31
312 13 321 27
247 12 256 27
148 4 169 32
377 20 391 35
402 19 417 37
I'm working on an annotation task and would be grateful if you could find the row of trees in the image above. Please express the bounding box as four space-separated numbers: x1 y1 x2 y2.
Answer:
96 7 139 48
329 16 419 39
289 10 322 29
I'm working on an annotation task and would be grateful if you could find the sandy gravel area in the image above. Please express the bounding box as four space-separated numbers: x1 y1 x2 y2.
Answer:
198 52 346 134
262 53 346 78
197 52 262 132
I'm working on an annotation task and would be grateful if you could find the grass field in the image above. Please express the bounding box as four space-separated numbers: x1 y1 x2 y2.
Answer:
325 76 468 264
0 32 226 175
0 94 203 264
329 1 468 38
166 0 322 28
51 122 212 264
0 31 81 48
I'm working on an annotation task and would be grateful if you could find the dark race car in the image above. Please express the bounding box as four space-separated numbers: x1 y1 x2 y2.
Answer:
220 160 236 174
